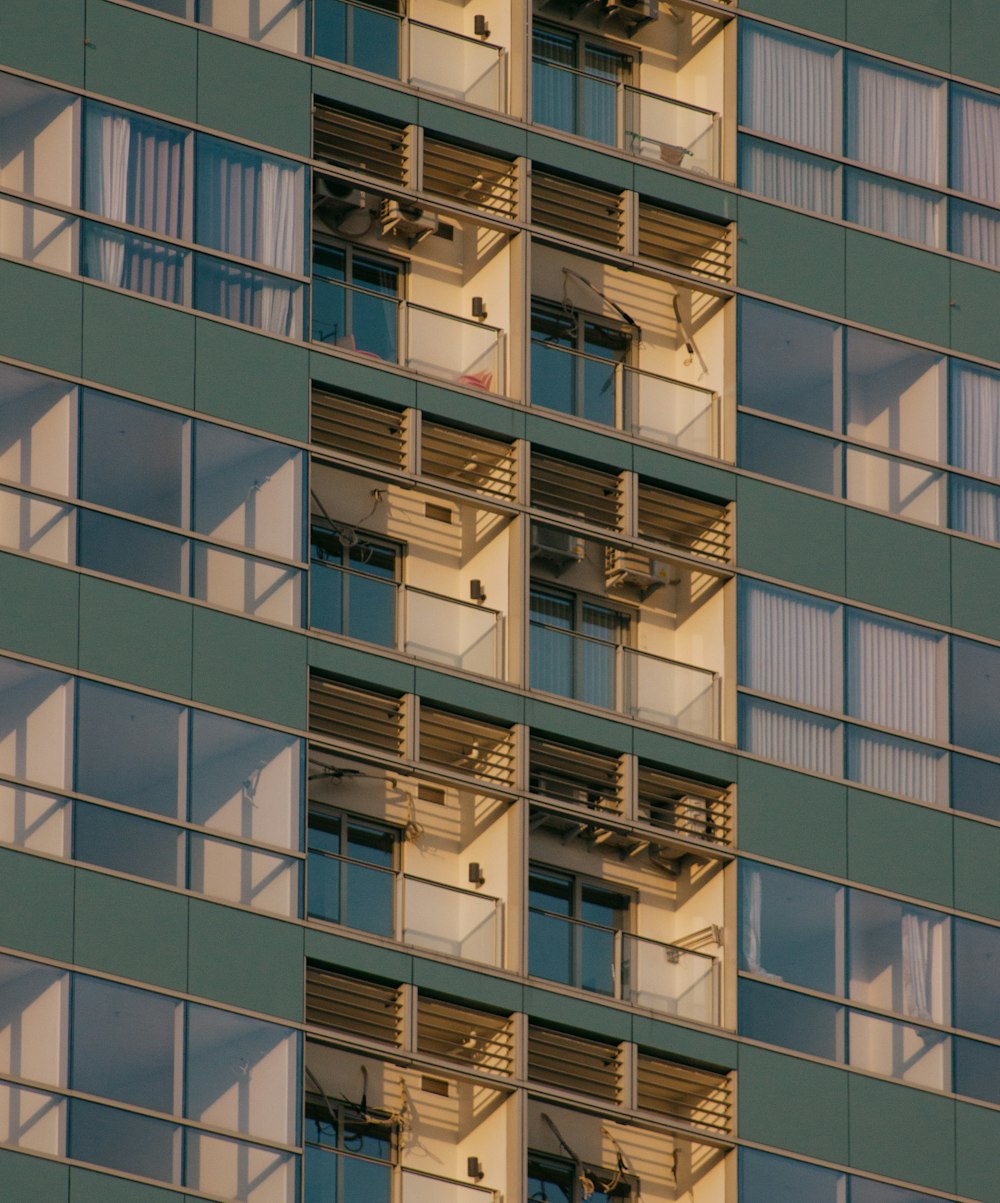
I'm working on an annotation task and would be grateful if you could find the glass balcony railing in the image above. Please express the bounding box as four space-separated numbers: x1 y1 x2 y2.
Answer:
312 277 504 392
310 562 504 677
532 59 721 177
531 339 720 457
307 850 504 966
315 0 506 112
530 622 720 738
528 908 719 1023
402 1169 500 1203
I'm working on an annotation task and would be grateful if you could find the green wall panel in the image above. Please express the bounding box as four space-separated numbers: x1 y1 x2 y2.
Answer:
418 101 527 158
845 231 950 347
0 0 85 87
951 0 1000 88
197 33 311 156
84 1 197 120
635 165 737 223
524 985 632 1042
736 199 845 317
310 350 417 407
190 610 306 727
736 0 845 39
416 668 524 726
844 509 951 624
632 446 736 501
631 1015 736 1068
526 698 631 756
194 320 310 440
78 577 193 698
0 554 79 667
0 262 82 376
526 132 635 191
951 539 1000 642
631 727 739 782
82 288 195 410
74 870 188 991
956 1100 1000 1202
308 639 415 695
846 0 950 71
847 788 953 907
736 477 846 595
188 900 303 1019
0 1148 69 1202
737 760 848 877
525 413 633 472
0 849 75 962
304 927 413 983
738 1045 849 1163
953 818 1000 922
413 959 524 1013
950 259 1000 363
847 1075 955 1194
312 66 418 124
70 1165 183 1203
416 381 523 439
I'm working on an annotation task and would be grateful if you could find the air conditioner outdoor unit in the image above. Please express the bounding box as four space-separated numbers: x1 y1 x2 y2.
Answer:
530 524 585 571
603 0 659 27
379 198 440 243
313 179 372 234
604 547 671 593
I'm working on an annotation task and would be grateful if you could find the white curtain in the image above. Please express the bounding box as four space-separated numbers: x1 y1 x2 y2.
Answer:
741 866 762 974
742 698 841 776
847 58 944 185
741 26 841 154
951 200 1000 267
950 362 1000 541
901 910 932 1021
846 171 942 246
951 85 1000 204
740 138 841 216
846 611 943 740
83 109 131 286
847 727 947 805
740 582 842 708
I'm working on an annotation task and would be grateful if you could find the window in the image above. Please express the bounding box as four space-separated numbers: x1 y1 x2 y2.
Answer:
530 586 631 710
533 25 631 146
313 0 401 78
312 242 402 360
304 1099 393 1202
528 1151 634 1202
307 809 398 936
310 525 400 647
529 865 631 997
531 300 633 427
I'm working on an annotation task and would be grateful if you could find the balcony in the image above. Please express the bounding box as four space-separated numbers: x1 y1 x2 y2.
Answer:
315 0 507 112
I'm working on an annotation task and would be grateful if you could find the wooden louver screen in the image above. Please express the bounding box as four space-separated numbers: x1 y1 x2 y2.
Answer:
636 482 731 565
306 964 402 1045
528 1024 622 1102
637 762 732 847
314 102 408 185
423 137 518 220
528 734 623 814
635 1052 732 1136
309 675 405 755
637 201 732 284
416 995 513 1075
419 705 515 788
311 388 406 469
531 452 622 530
532 171 624 250
421 421 517 501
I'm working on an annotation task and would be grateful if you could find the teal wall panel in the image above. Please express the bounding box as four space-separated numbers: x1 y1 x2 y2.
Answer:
635 165 738 223
0 0 85 87
310 350 417 408
631 448 736 502
631 727 739 782
74 870 188 991
526 132 635 191
737 199 846 317
524 985 632 1042
82 288 196 410
418 101 527 158
631 1015 736 1068
847 788 953 907
0 262 82 376
951 0 1000 88
70 1165 183 1203
526 698 630 755
190 610 307 727
956 1100 1000 1202
78 577 193 698
188 900 303 1019
0 1148 69 1202
525 413 633 472
845 231 950 347
738 760 848 877
0 554 79 667
415 381 523 439
305 927 413 983
416 668 524 726
738 1045 849 1163
312 66 418 124
844 509 951 625
847 1075 955 1194
951 539 1000 642
413 959 524 1013
950 259 1000 363
308 639 415 695
0 849 75 962
846 0 950 72
84 1 197 120
736 0 845 39
736 477 846 595
196 33 311 156
953 818 1000 923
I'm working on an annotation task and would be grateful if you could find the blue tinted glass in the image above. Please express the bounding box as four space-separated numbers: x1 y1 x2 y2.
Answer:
950 751 1000 821
740 1149 842 1202
740 978 845 1061
74 802 182 888
352 6 399 78
68 1098 179 1184
308 849 341 923
531 340 577 417
345 572 396 646
78 510 189 593
343 861 394 936
954 1035 1000 1105
738 413 843 495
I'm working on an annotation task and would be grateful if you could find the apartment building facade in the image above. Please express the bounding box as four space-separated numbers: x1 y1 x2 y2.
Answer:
0 0 998 1200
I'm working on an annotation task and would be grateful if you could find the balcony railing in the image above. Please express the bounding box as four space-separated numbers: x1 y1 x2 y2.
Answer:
310 562 504 677
402 1169 500 1203
315 0 507 111
532 59 720 177
531 339 720 457
307 849 504 966
529 908 719 1024
530 622 720 738
312 277 505 393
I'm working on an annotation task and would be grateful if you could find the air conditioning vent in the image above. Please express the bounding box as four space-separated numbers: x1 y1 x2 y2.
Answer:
604 547 674 594
602 0 658 29
530 524 586 571
379 198 440 243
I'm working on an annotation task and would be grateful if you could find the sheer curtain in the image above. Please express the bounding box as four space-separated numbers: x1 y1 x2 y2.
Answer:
847 727 947 805
950 362 1000 541
951 85 1000 204
532 30 576 135
846 611 943 739
740 26 840 153
83 108 130 287
741 867 762 974
740 138 840 216
847 58 945 184
951 200 1000 267
846 171 942 246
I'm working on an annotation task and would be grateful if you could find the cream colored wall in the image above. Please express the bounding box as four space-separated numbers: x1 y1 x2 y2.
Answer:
0 82 78 206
